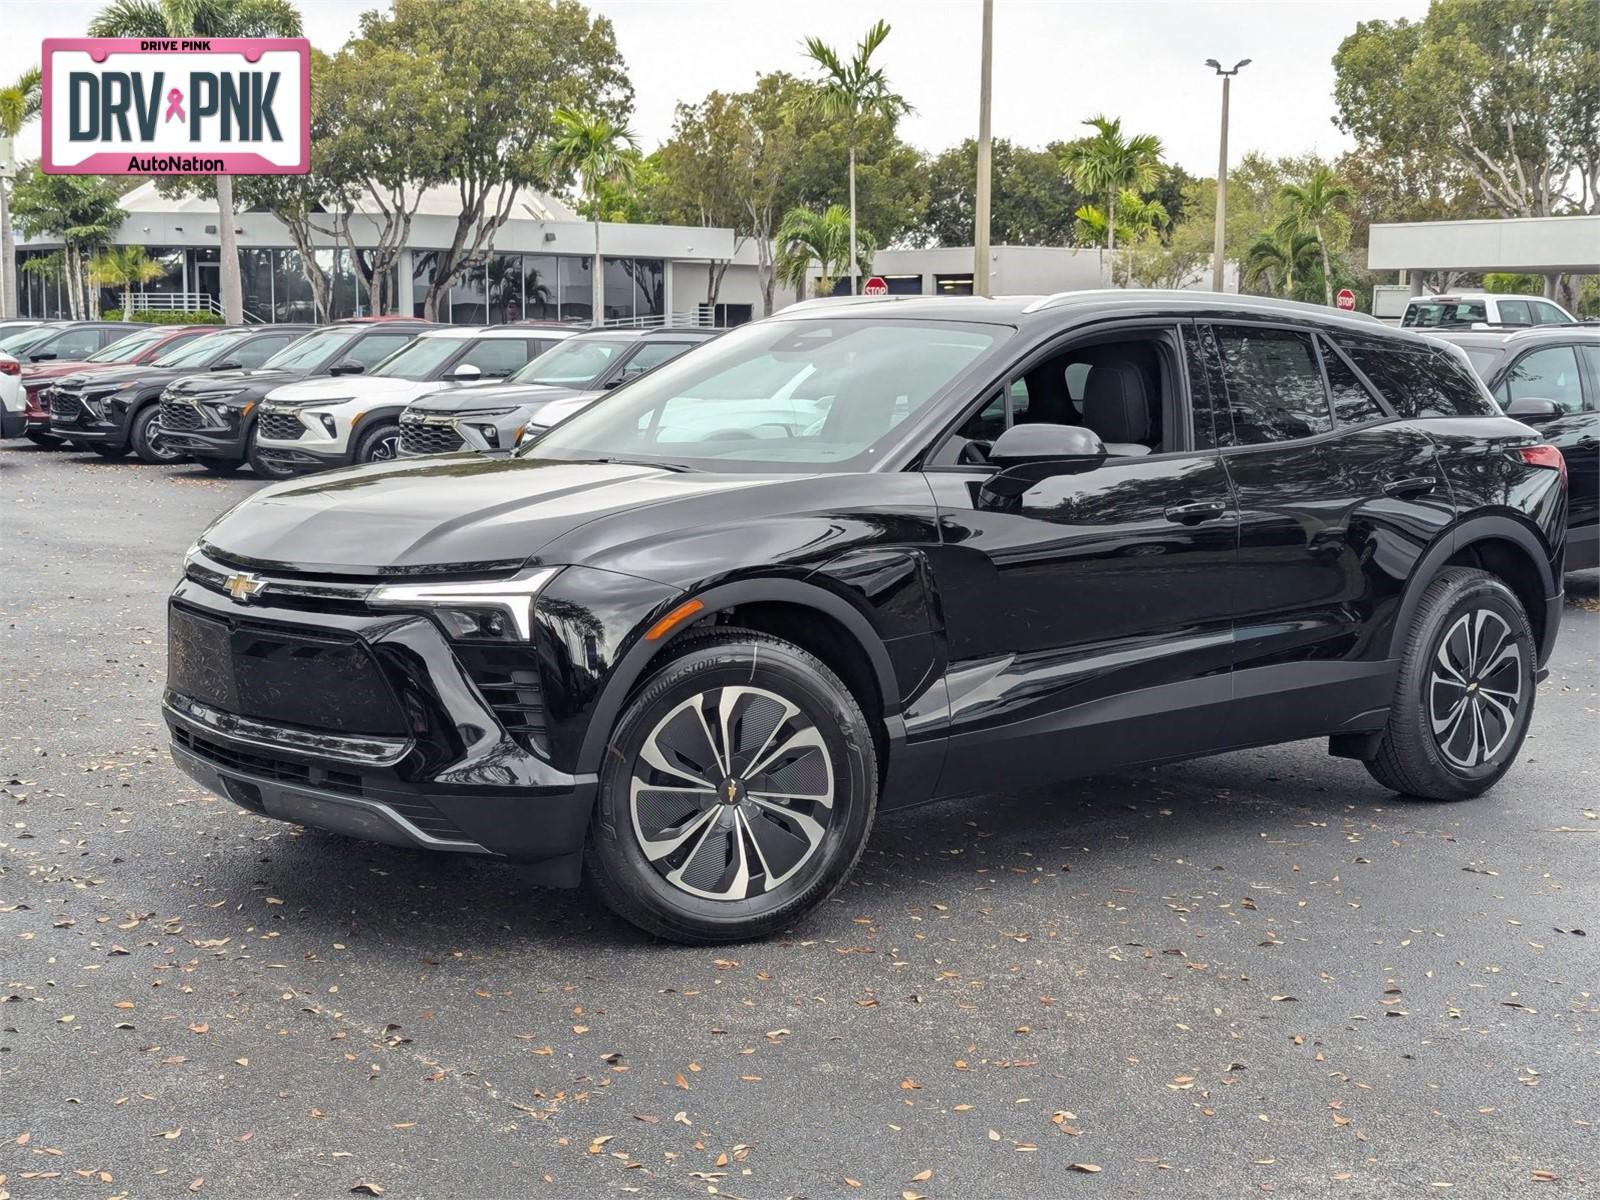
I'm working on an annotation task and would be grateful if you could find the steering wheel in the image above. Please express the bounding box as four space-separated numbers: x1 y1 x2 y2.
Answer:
958 439 991 466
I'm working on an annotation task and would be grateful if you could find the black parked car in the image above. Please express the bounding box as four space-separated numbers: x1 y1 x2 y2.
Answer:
1428 326 1598 571
46 325 312 462
166 292 1567 943
159 319 435 475
0 319 149 364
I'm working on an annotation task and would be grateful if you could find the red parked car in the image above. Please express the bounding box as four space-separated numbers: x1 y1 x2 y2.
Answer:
17 325 217 445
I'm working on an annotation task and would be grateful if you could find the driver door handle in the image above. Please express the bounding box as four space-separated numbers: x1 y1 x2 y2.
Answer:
1382 475 1437 498
1163 500 1227 524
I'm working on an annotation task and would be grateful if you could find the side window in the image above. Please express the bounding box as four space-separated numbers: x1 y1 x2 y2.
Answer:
235 335 291 368
1317 337 1387 425
1331 336 1498 418
1580 346 1600 405
618 341 690 380
1496 300 1532 326
347 332 413 369
1506 346 1585 413
1211 325 1332 444
458 338 534 378
48 329 105 359
1530 301 1568 326
954 389 1007 446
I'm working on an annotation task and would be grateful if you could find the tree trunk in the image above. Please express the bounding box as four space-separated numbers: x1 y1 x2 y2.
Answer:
847 145 858 295
123 282 132 317
1318 225 1333 307
215 175 243 324
0 179 14 319
592 211 604 326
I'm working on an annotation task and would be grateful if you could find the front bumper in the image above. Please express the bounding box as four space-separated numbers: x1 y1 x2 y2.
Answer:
46 387 130 444
162 572 597 879
158 395 251 460
253 443 354 473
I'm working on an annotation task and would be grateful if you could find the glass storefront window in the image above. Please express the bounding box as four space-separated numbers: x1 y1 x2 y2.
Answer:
523 255 558 320
448 263 488 325
487 254 522 323
411 251 438 319
560 256 593 324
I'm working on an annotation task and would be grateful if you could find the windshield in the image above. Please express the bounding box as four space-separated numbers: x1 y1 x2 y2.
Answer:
263 326 360 370
372 336 470 380
510 336 633 385
152 329 246 367
0 325 61 354
1403 300 1488 328
529 318 1003 470
88 328 168 362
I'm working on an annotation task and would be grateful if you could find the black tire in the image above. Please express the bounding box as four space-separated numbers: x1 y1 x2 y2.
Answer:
130 404 185 464
194 458 242 475
585 627 878 944
1364 567 1536 800
24 431 64 448
88 442 126 459
352 420 401 465
247 429 296 480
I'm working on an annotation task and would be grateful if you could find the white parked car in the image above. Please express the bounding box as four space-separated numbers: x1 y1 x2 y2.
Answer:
0 352 22 438
1401 292 1574 330
252 326 563 477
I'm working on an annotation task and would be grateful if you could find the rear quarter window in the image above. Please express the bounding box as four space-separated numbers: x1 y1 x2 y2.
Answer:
1331 336 1498 418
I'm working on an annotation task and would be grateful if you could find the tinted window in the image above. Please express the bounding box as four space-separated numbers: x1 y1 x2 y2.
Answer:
88 327 168 362
42 328 105 360
234 335 294 368
1506 346 1585 413
1460 347 1503 380
262 326 360 370
1530 301 1571 326
154 330 247 367
1212 326 1332 444
513 337 634 385
1496 300 1532 326
1403 299 1487 328
1318 338 1386 425
1331 337 1498 418
372 335 470 380
347 331 416 369
617 341 694 380
457 337 534 378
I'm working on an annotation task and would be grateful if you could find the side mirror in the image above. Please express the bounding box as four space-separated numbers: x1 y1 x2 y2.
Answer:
447 362 482 382
210 359 242 371
978 424 1108 508
1504 396 1561 423
328 360 365 376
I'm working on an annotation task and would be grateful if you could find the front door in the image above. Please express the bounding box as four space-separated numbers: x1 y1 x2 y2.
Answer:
919 322 1240 799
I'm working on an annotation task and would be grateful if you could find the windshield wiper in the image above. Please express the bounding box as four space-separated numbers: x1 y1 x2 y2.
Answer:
580 456 695 472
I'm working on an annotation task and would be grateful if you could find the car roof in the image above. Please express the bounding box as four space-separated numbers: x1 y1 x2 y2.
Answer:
416 325 543 339
1427 326 1600 349
562 327 718 342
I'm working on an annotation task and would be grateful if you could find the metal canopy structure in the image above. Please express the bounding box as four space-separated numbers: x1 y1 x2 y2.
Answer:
1368 215 1600 278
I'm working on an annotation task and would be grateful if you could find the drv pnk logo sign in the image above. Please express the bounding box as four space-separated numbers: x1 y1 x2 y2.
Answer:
42 38 309 175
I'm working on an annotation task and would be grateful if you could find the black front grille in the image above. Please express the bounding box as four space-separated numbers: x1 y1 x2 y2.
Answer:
400 420 466 456
172 726 467 841
168 603 406 736
259 411 305 440
49 392 81 418
456 645 548 754
160 397 205 432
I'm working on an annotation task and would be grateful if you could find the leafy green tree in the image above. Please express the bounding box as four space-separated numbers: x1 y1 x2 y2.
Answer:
1333 0 1600 219
655 91 760 307
1060 115 1163 251
1243 226 1321 299
918 138 1083 248
1126 182 1217 289
9 168 127 317
353 0 632 321
88 0 304 325
1276 164 1353 306
87 245 165 318
800 20 910 294
775 204 874 300
537 107 640 323
0 65 41 319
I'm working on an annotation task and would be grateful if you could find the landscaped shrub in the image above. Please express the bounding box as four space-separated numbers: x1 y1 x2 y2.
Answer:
102 309 225 325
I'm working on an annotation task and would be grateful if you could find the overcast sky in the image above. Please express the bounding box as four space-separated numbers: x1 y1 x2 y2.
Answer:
3 0 1430 175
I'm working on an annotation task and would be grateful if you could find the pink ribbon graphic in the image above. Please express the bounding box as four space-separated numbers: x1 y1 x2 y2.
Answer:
164 88 185 123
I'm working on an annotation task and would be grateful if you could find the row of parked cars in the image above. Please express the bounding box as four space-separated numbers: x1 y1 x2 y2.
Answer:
0 316 716 478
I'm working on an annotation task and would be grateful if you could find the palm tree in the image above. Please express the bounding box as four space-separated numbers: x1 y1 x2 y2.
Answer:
0 65 42 320
1060 115 1163 252
1277 165 1353 306
87 245 166 318
775 204 876 300
537 108 640 326
1074 189 1170 281
1243 226 1320 298
88 0 303 326
800 20 909 295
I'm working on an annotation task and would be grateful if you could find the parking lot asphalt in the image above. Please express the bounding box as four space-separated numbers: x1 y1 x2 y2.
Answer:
2 439 1597 1200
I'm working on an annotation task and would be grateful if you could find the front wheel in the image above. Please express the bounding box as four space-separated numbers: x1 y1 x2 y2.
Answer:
1364 567 1536 800
585 628 878 944
353 421 401 465
130 405 185 464
246 429 296 480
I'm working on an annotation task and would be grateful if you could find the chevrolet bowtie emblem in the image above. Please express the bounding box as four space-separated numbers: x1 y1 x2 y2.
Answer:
725 780 738 803
224 572 266 603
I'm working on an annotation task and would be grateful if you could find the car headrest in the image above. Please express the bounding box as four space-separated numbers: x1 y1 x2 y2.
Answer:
1083 359 1153 445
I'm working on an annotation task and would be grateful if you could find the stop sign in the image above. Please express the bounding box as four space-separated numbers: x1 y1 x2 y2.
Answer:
862 276 889 296
1335 288 1357 311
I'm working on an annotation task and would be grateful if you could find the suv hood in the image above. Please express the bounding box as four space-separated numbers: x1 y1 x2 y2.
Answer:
200 455 775 575
406 382 590 415
167 366 310 400
52 364 199 391
267 375 441 406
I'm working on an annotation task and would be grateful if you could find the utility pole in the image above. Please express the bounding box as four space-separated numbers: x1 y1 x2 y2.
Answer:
1206 58 1250 293
974 0 994 296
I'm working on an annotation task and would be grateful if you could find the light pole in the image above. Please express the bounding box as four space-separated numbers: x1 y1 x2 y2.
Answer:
974 0 994 296
1206 57 1249 293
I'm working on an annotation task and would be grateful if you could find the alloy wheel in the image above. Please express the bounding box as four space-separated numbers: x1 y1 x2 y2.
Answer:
1428 608 1522 770
628 685 835 902
368 432 400 462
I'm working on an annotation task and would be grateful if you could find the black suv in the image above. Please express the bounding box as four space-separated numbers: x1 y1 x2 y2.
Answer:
165 293 1567 943
47 324 312 462
1428 326 1598 571
159 319 434 475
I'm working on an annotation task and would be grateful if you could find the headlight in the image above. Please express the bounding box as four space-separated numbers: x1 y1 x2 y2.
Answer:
368 566 562 641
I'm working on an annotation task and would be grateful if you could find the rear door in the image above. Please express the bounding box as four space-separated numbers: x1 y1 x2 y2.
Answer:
1202 322 1456 744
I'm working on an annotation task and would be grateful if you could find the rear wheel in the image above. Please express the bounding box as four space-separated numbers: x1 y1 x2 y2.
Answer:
1365 567 1535 800
353 420 401 465
586 628 878 944
87 443 126 459
130 405 185 464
